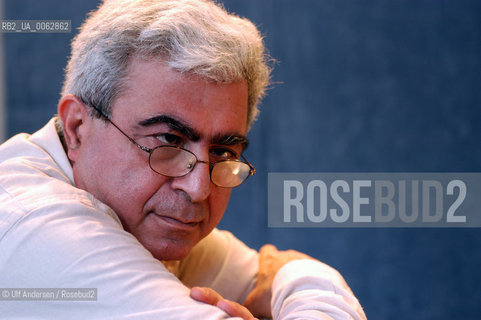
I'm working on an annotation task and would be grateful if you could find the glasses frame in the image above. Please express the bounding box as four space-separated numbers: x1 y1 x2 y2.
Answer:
88 104 256 187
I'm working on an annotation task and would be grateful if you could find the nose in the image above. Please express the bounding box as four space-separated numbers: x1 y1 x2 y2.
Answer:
170 157 212 202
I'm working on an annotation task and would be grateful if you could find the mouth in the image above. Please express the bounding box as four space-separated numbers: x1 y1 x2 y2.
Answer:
151 212 201 230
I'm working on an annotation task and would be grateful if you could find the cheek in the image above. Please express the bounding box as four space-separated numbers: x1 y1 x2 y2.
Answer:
111 168 166 223
89 144 165 227
208 188 232 225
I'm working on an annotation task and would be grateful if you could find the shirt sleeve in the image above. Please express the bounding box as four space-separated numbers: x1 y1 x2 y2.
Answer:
177 230 367 320
0 191 245 320
271 259 367 320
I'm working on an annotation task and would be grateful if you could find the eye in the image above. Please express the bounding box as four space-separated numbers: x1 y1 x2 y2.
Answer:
210 147 238 161
155 133 183 146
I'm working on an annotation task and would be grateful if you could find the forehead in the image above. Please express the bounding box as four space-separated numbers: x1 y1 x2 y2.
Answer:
112 57 249 137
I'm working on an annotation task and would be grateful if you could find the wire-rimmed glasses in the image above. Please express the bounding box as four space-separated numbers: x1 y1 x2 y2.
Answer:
89 105 256 188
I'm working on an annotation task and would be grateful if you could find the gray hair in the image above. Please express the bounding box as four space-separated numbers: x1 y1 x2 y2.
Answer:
61 0 271 128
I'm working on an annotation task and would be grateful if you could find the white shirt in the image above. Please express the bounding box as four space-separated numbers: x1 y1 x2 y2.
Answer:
0 118 366 319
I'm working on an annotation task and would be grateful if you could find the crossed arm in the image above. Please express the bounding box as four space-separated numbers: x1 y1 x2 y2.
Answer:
190 244 366 320
190 244 304 319
1 177 365 319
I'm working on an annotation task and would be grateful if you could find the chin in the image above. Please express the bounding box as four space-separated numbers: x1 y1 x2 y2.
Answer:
147 239 196 261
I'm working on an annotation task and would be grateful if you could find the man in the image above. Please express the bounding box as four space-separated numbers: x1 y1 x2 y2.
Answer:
0 0 366 319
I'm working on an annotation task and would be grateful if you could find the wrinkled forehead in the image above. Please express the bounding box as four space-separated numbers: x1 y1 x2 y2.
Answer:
110 56 249 137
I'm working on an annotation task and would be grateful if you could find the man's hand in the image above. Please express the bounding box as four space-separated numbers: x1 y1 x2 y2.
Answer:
190 286 258 320
243 244 316 319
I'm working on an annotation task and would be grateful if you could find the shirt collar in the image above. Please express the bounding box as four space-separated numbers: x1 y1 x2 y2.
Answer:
29 117 74 184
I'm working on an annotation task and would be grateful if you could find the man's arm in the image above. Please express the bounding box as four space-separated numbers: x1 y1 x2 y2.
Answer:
192 245 366 320
270 258 366 319
243 245 314 317
190 287 257 320
0 189 249 319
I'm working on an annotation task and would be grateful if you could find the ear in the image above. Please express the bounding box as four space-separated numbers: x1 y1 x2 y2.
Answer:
57 94 90 162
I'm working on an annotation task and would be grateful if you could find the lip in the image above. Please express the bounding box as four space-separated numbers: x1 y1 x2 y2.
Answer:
152 212 201 230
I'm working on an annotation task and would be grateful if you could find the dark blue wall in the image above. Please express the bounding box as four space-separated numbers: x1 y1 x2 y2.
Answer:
4 1 481 319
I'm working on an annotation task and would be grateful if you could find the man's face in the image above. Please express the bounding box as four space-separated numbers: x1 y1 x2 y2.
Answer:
71 57 248 260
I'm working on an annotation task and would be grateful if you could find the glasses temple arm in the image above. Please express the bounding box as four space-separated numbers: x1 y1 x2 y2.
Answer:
88 104 152 153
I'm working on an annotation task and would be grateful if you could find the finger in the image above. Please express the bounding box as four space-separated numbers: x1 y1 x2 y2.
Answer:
258 244 279 267
190 287 223 305
243 289 271 319
257 244 277 270
217 299 258 320
259 244 278 257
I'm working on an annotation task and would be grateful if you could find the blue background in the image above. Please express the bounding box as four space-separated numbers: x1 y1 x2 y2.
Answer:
4 0 481 319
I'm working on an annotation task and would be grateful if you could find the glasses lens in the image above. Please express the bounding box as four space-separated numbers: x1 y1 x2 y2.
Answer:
149 146 196 177
211 161 251 188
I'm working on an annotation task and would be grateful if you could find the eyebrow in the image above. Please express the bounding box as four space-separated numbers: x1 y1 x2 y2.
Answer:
138 115 249 149
212 133 249 150
138 115 200 141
